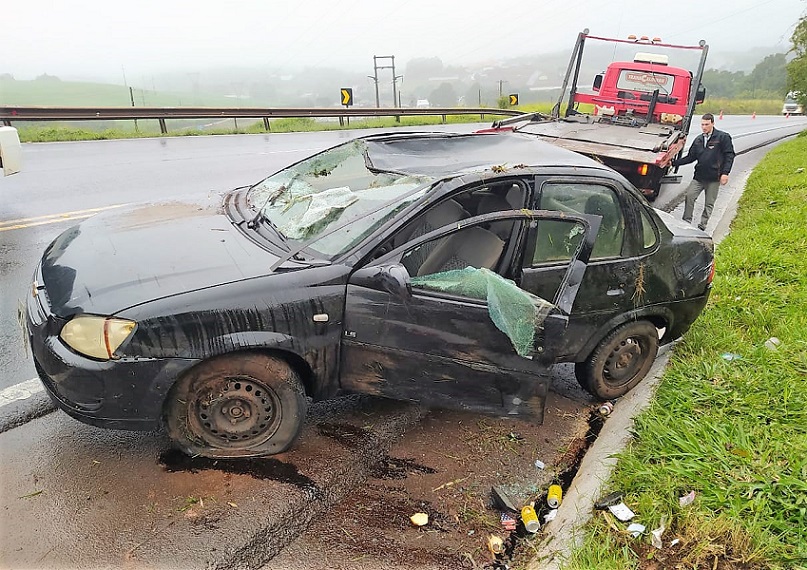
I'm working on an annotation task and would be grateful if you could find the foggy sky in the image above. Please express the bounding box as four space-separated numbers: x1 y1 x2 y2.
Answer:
5 0 806 81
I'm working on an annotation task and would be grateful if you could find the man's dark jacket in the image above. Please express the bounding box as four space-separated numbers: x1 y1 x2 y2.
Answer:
673 128 735 182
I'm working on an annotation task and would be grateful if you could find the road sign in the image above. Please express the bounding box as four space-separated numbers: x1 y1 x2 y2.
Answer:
341 88 353 107
509 94 519 106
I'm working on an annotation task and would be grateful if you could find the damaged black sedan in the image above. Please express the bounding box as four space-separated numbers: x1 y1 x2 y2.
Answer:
26 132 713 458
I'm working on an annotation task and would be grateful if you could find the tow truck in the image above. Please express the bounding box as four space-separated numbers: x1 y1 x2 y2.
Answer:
484 29 708 201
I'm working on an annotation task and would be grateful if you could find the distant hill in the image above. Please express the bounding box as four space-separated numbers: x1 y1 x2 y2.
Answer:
0 75 241 107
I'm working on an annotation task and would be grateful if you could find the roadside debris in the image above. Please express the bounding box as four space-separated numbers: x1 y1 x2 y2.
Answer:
626 523 645 537
594 491 624 509
607 502 636 521
547 484 563 508
721 353 742 361
521 504 541 533
409 512 429 527
487 534 505 555
491 486 519 514
651 515 668 548
500 512 517 531
679 490 696 507
764 337 781 351
543 509 558 523
534 459 546 470
597 401 615 417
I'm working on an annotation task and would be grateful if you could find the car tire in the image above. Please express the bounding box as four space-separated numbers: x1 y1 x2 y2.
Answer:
575 321 659 400
164 353 307 458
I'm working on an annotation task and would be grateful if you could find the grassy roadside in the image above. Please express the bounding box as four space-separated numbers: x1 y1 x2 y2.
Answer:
563 134 807 569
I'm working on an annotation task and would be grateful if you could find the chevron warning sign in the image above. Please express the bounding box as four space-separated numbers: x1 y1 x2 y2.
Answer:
509 93 519 106
341 88 353 107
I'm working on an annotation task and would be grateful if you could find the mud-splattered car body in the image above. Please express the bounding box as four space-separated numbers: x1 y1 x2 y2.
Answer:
26 132 713 457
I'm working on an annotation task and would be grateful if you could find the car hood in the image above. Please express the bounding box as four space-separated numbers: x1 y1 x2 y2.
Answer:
40 195 292 316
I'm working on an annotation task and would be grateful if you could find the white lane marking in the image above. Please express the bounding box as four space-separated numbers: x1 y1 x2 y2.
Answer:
0 378 44 408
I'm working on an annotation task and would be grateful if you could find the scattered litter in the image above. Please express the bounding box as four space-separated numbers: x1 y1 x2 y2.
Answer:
534 459 546 470
607 502 636 521
595 491 624 509
544 509 558 523
627 523 646 538
18 490 44 499
721 353 742 361
92 460 101 465
432 477 468 492
491 486 519 514
487 534 505 555
679 490 696 507
468 529 475 536
227 502 238 508
670 538 681 547
651 515 667 549
796 167 805 173
410 512 429 527
597 401 614 416
500 512 517 531
547 485 563 508
764 337 781 351
521 504 540 533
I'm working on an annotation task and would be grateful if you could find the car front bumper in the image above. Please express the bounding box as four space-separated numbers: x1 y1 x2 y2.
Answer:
26 272 197 431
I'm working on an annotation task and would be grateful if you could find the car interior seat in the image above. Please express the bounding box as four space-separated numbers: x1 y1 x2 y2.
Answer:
398 199 469 274
415 226 505 277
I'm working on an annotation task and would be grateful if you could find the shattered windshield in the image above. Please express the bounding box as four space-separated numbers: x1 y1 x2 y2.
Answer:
248 139 434 259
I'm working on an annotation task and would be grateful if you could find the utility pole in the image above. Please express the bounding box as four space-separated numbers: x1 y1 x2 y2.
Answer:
372 55 399 107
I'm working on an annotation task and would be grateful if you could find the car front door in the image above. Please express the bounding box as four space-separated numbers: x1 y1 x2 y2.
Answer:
338 210 599 422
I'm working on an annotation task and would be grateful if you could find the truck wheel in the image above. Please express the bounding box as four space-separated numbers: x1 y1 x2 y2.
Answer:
164 353 307 458
575 321 659 400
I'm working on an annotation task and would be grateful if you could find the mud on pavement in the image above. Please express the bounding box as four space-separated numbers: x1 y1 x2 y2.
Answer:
264 388 596 570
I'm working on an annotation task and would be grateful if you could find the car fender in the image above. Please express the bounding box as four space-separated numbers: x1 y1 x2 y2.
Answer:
573 306 673 361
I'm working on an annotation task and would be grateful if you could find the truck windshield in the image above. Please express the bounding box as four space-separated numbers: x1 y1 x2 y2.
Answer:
616 70 674 95
248 140 433 259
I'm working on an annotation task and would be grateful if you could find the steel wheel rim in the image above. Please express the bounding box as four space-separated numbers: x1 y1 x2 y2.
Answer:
603 336 647 386
189 375 282 447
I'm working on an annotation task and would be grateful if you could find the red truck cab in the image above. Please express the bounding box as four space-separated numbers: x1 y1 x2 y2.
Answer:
575 53 704 125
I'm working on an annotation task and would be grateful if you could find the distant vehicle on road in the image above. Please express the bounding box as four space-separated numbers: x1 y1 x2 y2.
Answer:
416 99 430 108
0 126 22 176
26 132 713 458
782 92 804 115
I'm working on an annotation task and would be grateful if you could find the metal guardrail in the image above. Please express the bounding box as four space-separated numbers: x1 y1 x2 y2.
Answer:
0 106 524 134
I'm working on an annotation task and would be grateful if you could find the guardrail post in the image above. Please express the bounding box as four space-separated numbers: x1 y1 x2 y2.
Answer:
234 118 238 131
441 114 447 124
263 117 270 131
339 117 344 127
158 118 167 134
2 120 10 127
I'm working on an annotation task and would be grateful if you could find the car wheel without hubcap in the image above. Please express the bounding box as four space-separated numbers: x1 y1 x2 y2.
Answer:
164 353 307 458
575 321 659 400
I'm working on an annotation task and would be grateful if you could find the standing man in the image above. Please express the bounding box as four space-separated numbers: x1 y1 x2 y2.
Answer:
671 113 735 231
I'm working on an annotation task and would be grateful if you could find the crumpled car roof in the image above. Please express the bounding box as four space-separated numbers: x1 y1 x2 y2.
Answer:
364 132 606 177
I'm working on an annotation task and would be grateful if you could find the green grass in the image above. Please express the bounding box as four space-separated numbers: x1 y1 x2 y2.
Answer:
564 134 807 569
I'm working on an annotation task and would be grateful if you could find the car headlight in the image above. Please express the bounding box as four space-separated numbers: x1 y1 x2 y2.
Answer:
59 315 136 360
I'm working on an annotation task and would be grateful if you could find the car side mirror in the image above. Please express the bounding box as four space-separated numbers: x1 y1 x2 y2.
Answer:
352 264 412 299
695 84 706 104
593 74 603 91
